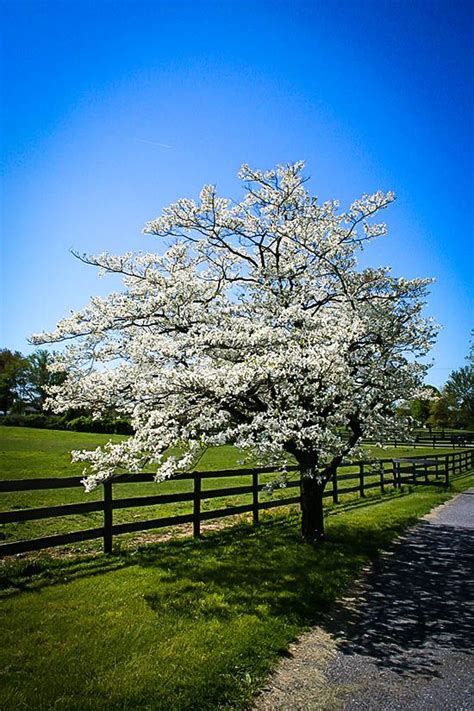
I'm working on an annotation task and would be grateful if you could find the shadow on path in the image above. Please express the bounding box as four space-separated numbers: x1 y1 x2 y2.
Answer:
324 516 474 678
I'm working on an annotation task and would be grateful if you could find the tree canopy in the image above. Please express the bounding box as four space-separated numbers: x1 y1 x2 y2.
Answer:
34 162 436 539
0 349 27 414
439 339 474 429
0 348 65 415
423 339 474 430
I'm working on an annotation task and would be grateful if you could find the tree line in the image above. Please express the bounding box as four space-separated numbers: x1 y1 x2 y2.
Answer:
2 341 472 435
401 340 474 430
0 348 132 433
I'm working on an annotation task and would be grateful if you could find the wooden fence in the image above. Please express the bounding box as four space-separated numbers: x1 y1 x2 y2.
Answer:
1 449 473 558
361 431 474 448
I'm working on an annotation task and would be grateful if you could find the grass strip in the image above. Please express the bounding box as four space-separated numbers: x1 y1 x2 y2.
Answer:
1 472 473 710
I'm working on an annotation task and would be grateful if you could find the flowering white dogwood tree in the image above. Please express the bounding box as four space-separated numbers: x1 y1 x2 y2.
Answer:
34 162 436 541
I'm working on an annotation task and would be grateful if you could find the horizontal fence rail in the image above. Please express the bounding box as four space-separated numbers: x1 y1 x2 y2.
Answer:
1 450 473 557
359 431 474 448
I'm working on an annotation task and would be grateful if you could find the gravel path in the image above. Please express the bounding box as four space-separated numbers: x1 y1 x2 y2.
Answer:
255 489 474 710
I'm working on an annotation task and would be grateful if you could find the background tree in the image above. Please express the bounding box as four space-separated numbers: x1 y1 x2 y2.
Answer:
17 350 67 412
442 348 474 428
426 396 453 430
0 349 27 414
426 339 474 430
34 162 436 541
0 349 67 415
401 385 440 430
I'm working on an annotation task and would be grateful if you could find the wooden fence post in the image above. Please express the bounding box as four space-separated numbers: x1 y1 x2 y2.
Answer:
193 472 201 538
103 480 113 554
444 454 449 488
359 463 365 498
332 469 339 504
252 470 259 525
399 462 403 488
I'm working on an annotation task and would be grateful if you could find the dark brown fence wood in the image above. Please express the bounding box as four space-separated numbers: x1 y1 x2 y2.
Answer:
103 480 113 554
359 432 474 448
112 492 195 509
337 472 365 482
199 484 253 500
193 473 201 538
0 476 84 492
0 500 104 524
364 481 383 491
359 463 365 498
336 484 361 496
252 470 259 525
332 469 338 504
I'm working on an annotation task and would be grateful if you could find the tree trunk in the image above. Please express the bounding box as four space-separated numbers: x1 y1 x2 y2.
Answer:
300 474 325 542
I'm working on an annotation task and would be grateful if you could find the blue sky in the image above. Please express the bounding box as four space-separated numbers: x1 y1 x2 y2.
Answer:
1 0 473 387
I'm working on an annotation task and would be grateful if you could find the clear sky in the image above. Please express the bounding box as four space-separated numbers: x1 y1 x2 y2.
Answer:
1 0 473 387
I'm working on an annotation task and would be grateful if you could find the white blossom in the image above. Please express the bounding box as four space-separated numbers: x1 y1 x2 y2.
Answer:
33 162 437 492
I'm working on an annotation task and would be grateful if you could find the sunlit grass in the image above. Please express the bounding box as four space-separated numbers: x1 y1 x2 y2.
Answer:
1 476 473 710
1 427 472 709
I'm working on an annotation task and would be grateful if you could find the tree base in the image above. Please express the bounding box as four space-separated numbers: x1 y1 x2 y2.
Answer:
300 474 325 542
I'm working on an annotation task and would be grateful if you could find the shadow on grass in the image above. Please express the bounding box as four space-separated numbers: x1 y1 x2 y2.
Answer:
128 509 425 629
323 511 474 678
0 552 126 597
0 488 438 607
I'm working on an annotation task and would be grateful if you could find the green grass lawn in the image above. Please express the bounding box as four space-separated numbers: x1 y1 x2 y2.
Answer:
1 426 473 709
0 426 464 548
1 471 473 710
0 426 251 479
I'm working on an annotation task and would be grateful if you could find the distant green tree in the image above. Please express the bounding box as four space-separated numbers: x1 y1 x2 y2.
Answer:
17 350 67 412
427 396 453 429
428 339 474 429
398 385 440 428
468 334 474 367
409 399 430 424
443 366 474 428
0 349 28 414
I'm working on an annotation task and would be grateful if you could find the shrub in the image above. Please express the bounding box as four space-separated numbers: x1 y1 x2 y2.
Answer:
0 413 133 434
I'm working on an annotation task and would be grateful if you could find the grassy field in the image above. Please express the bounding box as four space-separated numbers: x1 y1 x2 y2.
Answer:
1 426 473 709
0 426 462 548
0 471 473 710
